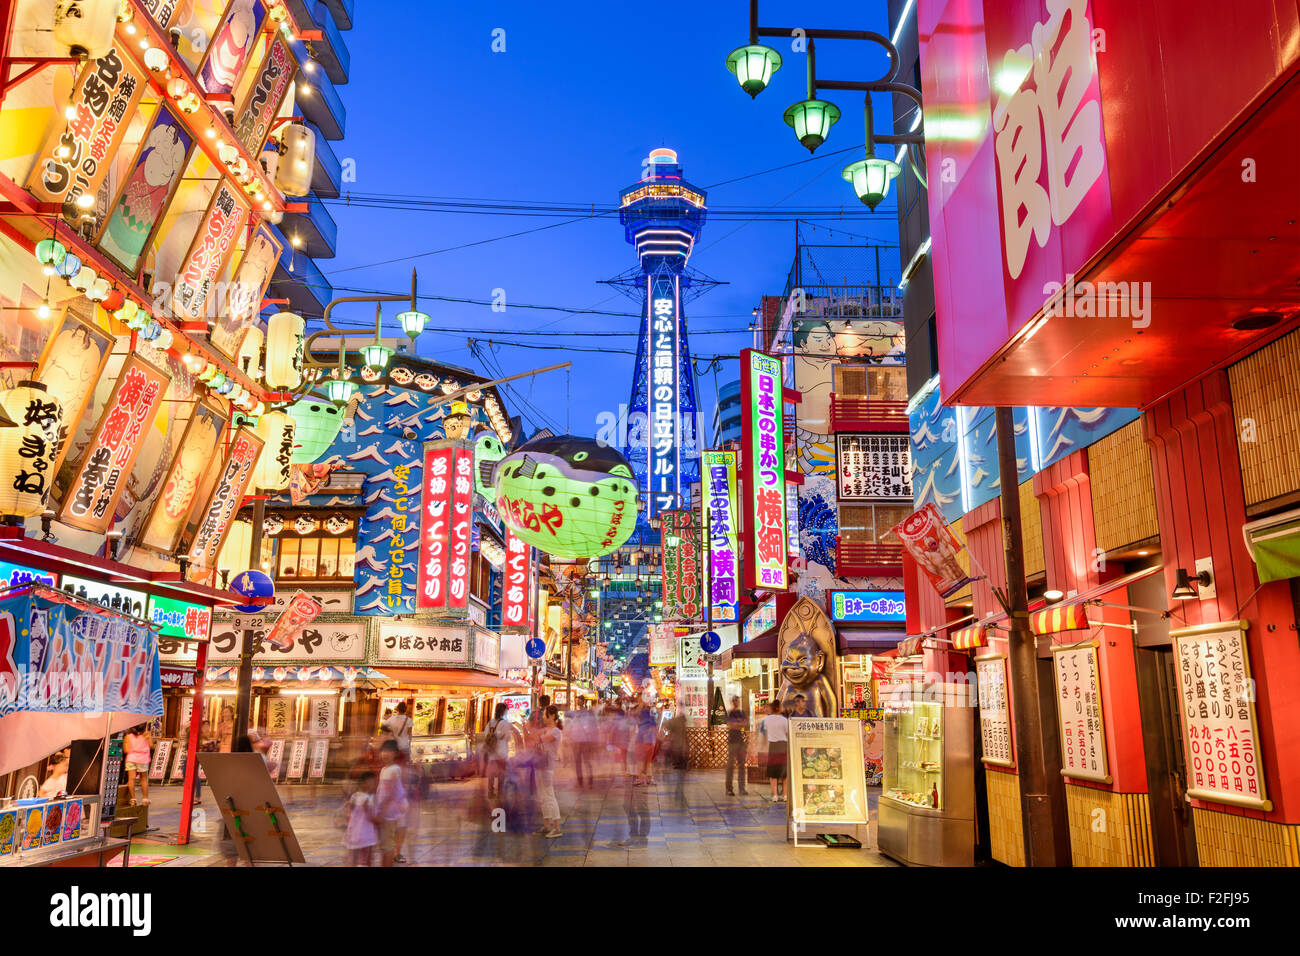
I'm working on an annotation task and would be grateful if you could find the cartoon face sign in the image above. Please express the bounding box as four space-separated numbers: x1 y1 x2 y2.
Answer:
474 430 506 498
325 513 350 535
414 373 438 392
293 515 317 534
262 513 284 536
360 366 381 382
389 367 414 386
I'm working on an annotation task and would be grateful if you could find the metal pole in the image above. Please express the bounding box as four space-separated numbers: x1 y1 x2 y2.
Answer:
704 497 715 729
233 497 265 742
177 637 208 845
565 584 573 710
994 406 1057 865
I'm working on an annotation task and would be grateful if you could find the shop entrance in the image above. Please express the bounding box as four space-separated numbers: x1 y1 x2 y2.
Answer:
1135 647 1198 867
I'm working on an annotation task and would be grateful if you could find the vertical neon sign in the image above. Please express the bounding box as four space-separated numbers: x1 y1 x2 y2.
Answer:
741 349 788 590
647 273 681 517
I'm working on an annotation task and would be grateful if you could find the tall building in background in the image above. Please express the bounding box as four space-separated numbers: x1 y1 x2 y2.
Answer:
712 379 742 446
268 0 354 319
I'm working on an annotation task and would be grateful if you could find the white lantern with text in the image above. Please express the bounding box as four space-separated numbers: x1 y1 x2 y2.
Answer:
265 312 305 389
0 382 64 518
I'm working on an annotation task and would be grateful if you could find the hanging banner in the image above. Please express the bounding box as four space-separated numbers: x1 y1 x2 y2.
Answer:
1050 641 1111 784
196 0 269 97
138 400 229 553
740 349 788 590
138 0 182 28
660 509 702 621
264 590 323 652
35 311 114 484
448 447 474 608
95 104 196 275
25 44 148 210
891 503 973 598
232 36 297 154
1170 620 1270 811
501 529 532 631
171 182 250 322
836 434 912 500
186 427 265 570
309 695 336 737
417 446 453 608
58 355 170 534
288 458 346 505
210 224 282 359
701 450 739 623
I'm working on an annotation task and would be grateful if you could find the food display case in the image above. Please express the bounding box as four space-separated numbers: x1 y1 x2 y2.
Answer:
410 734 474 781
878 682 975 866
0 796 109 867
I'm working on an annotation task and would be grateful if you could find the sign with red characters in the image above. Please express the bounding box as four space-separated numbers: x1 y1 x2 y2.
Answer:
186 428 265 570
448 448 474 608
501 528 532 631
58 355 169 534
417 443 475 609
264 591 324 652
171 182 249 321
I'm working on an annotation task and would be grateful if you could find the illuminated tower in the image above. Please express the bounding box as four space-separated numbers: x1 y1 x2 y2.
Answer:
608 148 719 520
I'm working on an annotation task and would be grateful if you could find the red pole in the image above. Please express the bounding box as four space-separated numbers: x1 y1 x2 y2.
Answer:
176 640 208 845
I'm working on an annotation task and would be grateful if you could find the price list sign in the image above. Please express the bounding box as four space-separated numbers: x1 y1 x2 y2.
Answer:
1170 620 1270 811
836 434 912 500
1050 642 1111 783
975 654 1015 767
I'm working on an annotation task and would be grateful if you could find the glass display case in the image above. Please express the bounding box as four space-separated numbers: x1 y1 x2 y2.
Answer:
878 682 975 866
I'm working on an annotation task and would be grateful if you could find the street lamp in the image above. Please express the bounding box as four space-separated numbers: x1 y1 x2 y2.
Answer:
842 155 901 210
726 43 783 97
397 309 429 340
783 98 840 153
360 341 393 369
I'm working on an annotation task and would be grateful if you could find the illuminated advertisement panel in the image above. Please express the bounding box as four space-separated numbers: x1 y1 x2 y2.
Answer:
701 450 738 622
646 274 681 517
740 349 788 590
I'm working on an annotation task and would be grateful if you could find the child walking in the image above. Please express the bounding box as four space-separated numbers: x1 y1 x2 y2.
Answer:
343 771 380 866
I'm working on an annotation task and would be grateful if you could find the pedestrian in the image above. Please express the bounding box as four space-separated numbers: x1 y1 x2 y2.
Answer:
123 724 152 805
38 751 68 798
570 704 596 789
218 705 235 752
634 703 657 786
341 770 380 866
536 705 564 838
665 707 688 808
194 719 219 805
382 702 412 761
483 703 517 800
791 694 814 720
375 739 408 865
761 701 789 802
725 696 748 796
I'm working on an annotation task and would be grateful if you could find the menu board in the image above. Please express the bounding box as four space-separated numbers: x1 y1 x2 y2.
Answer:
308 739 329 778
149 739 173 780
976 654 1015 768
788 717 869 826
677 634 706 680
1170 620 1270 811
679 680 707 727
836 434 912 500
309 696 337 737
1050 642 1111 783
285 739 308 780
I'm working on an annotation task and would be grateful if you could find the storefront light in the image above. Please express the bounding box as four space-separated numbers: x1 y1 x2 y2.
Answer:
725 44 782 98
783 98 840 152
842 156 901 210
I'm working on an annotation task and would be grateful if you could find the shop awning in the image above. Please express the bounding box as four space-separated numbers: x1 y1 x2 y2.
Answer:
837 629 907 654
204 666 390 687
1244 510 1300 584
730 631 779 659
951 625 990 650
897 636 924 657
1030 603 1091 635
379 668 529 690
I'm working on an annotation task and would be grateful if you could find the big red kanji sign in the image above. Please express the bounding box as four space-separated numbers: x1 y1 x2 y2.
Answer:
448 447 474 608
417 442 474 609
58 355 169 534
501 528 533 631
660 509 703 621
740 349 788 590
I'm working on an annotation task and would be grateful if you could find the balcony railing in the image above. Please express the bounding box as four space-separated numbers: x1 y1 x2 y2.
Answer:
829 394 908 432
835 537 904 576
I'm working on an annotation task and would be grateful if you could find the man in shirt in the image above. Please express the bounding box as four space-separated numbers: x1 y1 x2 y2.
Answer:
725 697 748 796
791 695 814 720
382 703 413 760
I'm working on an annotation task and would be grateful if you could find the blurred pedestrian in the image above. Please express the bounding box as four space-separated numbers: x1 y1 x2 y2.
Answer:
123 724 152 805
665 707 688 809
536 706 564 838
218 705 235 752
761 701 789 802
342 770 380 866
634 703 657 786
194 719 219 805
483 703 516 800
375 740 408 865
382 702 413 761
725 697 748 797
570 703 596 789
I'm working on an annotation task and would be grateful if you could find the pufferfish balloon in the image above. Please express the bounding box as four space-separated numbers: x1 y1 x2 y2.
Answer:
486 434 637 560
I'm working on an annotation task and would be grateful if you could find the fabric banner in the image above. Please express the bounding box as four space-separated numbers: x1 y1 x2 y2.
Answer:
660 509 702 622
138 400 228 553
196 0 269 97
186 428 264 570
0 588 162 775
263 590 323 651
891 503 972 598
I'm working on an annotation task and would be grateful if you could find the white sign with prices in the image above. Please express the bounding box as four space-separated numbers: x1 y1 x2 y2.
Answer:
788 717 869 826
376 623 471 665
1050 642 1111 783
836 434 912 501
976 654 1015 768
680 679 707 727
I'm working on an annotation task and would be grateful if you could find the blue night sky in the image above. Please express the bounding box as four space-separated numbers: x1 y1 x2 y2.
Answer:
319 0 901 438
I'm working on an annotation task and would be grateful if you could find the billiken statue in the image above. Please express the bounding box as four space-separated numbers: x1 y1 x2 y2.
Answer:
776 632 838 717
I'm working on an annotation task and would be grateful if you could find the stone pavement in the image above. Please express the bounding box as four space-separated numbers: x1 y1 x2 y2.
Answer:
129 768 897 867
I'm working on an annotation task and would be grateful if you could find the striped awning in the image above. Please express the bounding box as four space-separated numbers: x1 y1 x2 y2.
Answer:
951 625 989 650
1030 603 1090 635
898 636 924 657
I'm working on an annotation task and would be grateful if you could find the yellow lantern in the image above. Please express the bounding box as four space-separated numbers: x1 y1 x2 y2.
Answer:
265 312 304 389
0 382 64 518
252 411 297 490
274 124 316 197
53 0 117 58
218 519 253 574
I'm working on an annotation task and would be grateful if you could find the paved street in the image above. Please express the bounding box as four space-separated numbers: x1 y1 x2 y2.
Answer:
126 770 894 867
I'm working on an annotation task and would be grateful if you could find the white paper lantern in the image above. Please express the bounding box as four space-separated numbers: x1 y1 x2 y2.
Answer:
274 124 316 197
265 312 304 389
0 382 64 518
235 325 265 378
53 0 117 58
218 519 253 574
252 410 297 490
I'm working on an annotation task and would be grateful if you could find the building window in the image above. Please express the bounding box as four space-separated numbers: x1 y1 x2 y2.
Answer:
274 536 356 581
833 365 907 402
838 504 913 545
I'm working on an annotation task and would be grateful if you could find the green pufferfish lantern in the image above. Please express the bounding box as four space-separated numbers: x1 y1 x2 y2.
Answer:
486 434 638 560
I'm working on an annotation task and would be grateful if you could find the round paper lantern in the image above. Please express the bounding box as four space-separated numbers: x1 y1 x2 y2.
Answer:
274 123 315 197
287 397 343 464
0 382 64 518
491 434 637 559
218 520 253 574
252 410 297 490
70 265 96 292
229 569 274 612
265 312 305 389
56 252 81 279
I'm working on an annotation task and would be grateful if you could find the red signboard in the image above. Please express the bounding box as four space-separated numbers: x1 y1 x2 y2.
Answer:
186 428 264 569
58 355 170 534
417 447 453 608
448 448 474 608
501 528 532 631
171 182 250 321
264 590 323 651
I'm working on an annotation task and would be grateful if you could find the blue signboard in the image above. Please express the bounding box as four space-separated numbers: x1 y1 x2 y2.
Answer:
830 591 906 624
525 637 546 660
700 630 721 654
0 560 57 590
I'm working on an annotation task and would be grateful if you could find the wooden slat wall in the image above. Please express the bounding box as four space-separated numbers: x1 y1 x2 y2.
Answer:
1193 807 1300 866
1064 784 1155 866
985 769 1026 866
1228 328 1300 506
1020 477 1046 577
1089 420 1160 552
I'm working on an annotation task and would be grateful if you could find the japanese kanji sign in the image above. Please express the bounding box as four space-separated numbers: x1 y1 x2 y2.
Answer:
375 623 471 665
232 36 297 154
1170 620 1270 811
501 527 533 631
171 182 250 321
646 274 681 518
740 349 788 590
448 447 474 608
660 509 703 622
417 445 454 608
185 427 265 570
836 434 912 500
58 355 169 534
976 654 1015 768
264 590 323 651
1050 641 1110 783
25 43 148 211
701 450 739 623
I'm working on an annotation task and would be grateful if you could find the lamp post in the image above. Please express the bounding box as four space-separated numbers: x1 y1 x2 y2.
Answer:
724 1 926 208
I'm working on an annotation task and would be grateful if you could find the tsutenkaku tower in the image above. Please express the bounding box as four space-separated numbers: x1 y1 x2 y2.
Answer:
615 148 717 520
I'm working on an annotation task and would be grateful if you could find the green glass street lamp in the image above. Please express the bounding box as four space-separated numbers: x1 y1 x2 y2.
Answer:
726 44 782 97
360 341 393 368
325 377 358 406
397 309 429 340
842 155 901 210
783 98 840 153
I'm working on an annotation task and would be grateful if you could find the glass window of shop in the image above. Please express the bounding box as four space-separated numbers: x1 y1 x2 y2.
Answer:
274 536 356 582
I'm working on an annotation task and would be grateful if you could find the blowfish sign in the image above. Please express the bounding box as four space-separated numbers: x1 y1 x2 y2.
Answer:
0 589 161 720
58 356 169 534
501 528 532 631
646 275 681 518
417 444 474 609
701 450 739 623
740 349 788 590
